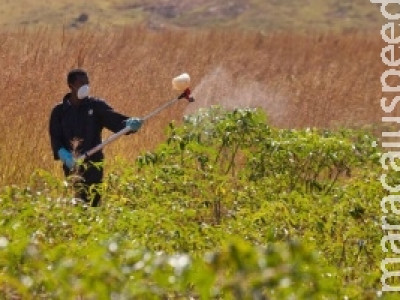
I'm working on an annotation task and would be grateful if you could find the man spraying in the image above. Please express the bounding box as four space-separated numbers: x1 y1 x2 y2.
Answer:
49 69 142 207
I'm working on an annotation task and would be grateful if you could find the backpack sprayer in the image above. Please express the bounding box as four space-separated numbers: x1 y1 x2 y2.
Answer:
78 73 195 161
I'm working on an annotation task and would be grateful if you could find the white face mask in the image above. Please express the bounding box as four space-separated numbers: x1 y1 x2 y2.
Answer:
77 84 90 99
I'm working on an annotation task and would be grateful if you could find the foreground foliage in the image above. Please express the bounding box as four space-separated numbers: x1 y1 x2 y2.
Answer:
0 107 386 299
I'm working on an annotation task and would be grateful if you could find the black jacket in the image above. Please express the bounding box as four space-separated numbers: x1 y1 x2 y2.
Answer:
49 94 129 162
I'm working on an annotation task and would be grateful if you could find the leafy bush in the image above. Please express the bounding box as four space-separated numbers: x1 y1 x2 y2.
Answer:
0 107 385 298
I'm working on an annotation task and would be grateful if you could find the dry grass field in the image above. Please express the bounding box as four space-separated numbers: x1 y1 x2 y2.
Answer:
0 0 383 32
0 26 383 186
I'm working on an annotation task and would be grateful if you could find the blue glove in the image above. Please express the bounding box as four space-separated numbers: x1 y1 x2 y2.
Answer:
57 148 75 170
125 117 143 132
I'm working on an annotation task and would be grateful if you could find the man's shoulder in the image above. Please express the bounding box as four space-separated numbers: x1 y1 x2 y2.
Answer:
51 94 69 113
51 102 64 114
88 97 112 109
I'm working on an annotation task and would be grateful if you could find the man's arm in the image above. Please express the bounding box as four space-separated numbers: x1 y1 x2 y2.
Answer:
95 100 130 133
49 106 65 160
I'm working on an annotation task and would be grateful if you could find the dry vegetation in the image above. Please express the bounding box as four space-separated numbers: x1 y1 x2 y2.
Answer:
0 26 383 186
0 0 383 32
